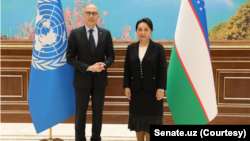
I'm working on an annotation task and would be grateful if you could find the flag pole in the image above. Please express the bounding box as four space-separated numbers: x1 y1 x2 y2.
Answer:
50 128 52 140
40 128 64 141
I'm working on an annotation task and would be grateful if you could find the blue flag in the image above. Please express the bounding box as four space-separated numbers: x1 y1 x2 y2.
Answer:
28 0 75 134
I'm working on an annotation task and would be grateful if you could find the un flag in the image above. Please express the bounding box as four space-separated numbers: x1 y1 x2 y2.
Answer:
28 0 75 134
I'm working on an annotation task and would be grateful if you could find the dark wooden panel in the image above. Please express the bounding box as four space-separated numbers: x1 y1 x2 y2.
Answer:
1 104 29 110
218 106 250 114
225 78 250 98
216 69 250 104
208 116 250 125
1 77 22 96
1 68 29 102
105 78 124 96
2 112 250 125
1 112 32 123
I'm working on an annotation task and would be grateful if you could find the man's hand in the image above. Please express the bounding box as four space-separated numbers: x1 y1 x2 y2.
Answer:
94 62 106 72
88 62 106 72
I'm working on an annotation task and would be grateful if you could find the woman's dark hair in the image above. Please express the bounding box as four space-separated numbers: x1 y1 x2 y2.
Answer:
136 18 153 31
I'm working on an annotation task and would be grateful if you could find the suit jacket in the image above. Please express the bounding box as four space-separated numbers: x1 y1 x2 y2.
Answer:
66 25 115 89
123 39 167 93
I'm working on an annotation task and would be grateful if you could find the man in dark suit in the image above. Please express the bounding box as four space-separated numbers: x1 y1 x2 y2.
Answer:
66 4 115 141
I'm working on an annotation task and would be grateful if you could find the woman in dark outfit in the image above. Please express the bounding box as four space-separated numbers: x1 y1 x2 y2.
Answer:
123 18 167 141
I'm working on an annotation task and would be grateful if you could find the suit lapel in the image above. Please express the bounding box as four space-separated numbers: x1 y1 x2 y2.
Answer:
133 41 140 62
81 26 92 55
95 25 102 55
142 39 154 62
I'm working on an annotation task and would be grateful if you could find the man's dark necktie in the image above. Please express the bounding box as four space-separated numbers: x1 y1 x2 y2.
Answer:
89 29 96 54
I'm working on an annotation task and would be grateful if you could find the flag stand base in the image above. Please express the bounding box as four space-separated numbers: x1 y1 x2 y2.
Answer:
40 138 63 141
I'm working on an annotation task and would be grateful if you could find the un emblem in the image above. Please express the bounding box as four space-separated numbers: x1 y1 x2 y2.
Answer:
32 0 67 71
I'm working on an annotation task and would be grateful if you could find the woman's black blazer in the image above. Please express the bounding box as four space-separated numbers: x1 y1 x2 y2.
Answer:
123 39 167 93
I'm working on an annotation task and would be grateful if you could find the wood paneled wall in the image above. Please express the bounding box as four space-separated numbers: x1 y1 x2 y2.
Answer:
1 40 250 124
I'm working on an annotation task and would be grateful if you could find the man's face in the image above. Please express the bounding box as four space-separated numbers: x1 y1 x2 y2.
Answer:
83 5 99 28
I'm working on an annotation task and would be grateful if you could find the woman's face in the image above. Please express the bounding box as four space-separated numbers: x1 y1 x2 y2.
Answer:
136 22 152 42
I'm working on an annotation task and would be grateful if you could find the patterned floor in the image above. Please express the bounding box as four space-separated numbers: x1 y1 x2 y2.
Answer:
1 123 137 141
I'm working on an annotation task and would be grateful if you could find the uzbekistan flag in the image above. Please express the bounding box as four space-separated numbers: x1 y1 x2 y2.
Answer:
166 0 218 124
